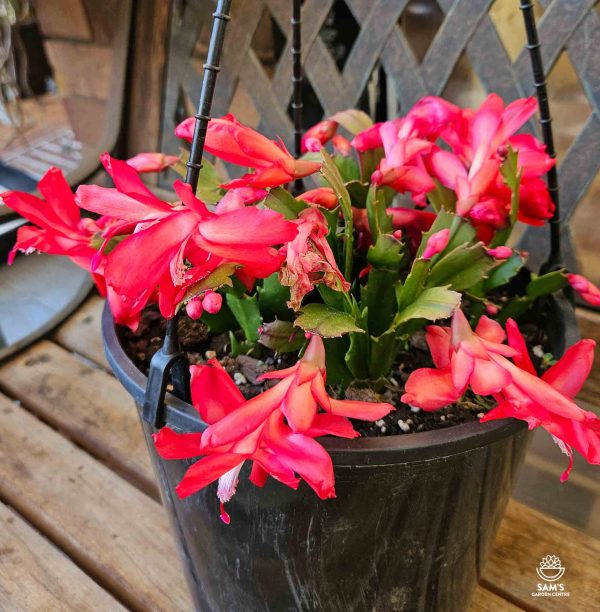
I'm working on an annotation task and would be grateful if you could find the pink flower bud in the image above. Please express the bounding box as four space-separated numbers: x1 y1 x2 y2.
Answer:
568 274 600 307
485 303 499 315
393 229 403 241
186 297 204 320
487 246 513 259
202 291 223 314
422 229 450 259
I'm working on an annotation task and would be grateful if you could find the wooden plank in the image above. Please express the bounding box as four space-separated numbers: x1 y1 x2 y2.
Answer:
0 393 192 611
54 295 109 370
44 41 114 100
127 0 171 178
470 586 523 611
482 499 600 611
0 341 156 497
0 502 125 611
33 0 93 40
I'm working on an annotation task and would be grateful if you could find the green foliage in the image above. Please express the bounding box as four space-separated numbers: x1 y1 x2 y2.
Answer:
427 244 495 291
258 273 292 321
394 287 462 327
295 303 363 337
483 254 525 292
258 320 305 353
263 187 307 219
174 154 224 204
328 109 373 134
366 185 393 242
225 293 262 342
321 149 354 279
181 262 240 304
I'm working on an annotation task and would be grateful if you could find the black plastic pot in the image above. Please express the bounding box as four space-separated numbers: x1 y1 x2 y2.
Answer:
102 297 576 612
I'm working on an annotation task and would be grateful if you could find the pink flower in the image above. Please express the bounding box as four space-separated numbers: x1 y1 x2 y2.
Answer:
430 94 540 217
296 187 339 210
126 152 179 173
301 120 338 153
568 274 600 307
176 114 320 189
371 119 435 196
402 310 517 409
422 228 450 259
280 208 350 310
487 246 513 259
405 96 461 140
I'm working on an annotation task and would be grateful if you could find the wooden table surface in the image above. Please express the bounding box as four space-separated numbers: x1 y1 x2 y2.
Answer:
0 295 598 611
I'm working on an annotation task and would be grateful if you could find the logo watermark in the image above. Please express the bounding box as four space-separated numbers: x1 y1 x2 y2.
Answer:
531 555 570 598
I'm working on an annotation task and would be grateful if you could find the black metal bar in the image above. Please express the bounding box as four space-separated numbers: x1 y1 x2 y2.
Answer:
142 0 233 428
292 0 304 193
519 0 561 269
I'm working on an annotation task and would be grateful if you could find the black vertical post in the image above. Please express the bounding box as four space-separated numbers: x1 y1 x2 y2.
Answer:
292 0 303 193
519 0 561 269
142 0 233 428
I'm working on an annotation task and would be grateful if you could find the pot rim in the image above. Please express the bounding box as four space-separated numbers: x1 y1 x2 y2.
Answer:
102 303 529 465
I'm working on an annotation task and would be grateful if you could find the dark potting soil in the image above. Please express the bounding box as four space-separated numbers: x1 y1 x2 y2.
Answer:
118 307 547 438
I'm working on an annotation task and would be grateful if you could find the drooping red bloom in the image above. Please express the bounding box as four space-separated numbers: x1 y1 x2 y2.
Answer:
402 311 599 480
481 320 599 481
280 208 350 310
256 335 395 432
126 152 179 173
568 274 600 307
2 167 109 289
176 114 321 189
154 336 393 520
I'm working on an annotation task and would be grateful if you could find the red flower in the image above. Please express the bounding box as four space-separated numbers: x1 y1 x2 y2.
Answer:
280 208 350 310
516 176 554 226
176 114 320 189
75 154 297 323
126 152 179 173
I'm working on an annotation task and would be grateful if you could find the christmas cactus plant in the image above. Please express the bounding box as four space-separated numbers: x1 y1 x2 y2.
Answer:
4 94 600 522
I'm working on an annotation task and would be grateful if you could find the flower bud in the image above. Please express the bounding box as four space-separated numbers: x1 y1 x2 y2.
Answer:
487 246 513 259
186 297 204 320
422 229 450 259
202 291 223 314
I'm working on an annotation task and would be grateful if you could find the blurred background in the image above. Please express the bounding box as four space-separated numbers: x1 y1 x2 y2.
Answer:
0 0 599 537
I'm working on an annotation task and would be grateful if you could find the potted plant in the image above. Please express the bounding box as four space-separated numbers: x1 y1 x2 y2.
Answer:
3 90 600 610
